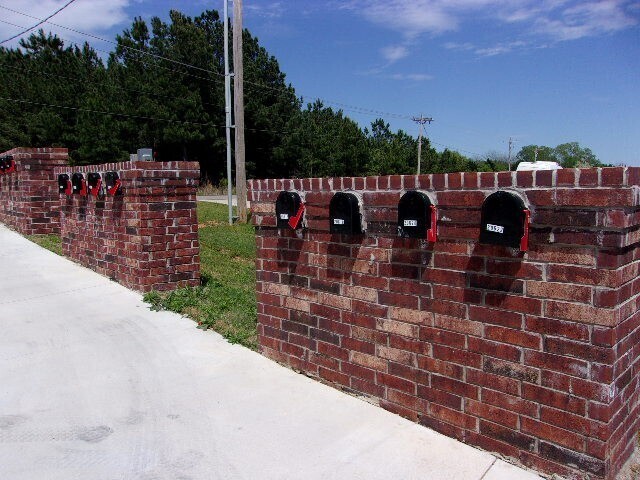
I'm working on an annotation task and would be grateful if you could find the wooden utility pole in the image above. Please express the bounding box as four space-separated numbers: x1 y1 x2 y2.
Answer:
508 137 514 171
223 0 233 225
233 0 247 223
412 115 433 175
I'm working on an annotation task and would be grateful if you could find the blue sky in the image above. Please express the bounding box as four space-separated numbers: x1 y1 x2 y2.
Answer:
1 1 639 165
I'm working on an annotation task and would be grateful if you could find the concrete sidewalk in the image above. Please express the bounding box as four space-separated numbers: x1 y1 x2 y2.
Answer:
0 224 542 480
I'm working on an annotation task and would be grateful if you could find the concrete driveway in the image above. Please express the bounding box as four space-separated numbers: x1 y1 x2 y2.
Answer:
0 224 541 480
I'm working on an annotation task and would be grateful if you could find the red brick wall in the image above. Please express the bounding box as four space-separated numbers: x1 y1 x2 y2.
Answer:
0 147 68 235
55 160 201 293
249 168 640 480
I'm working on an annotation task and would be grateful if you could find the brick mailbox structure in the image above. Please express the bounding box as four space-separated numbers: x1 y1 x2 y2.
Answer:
249 168 640 480
0 147 68 235
55 160 201 293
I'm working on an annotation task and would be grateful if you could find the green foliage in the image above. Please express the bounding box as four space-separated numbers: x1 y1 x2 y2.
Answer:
365 119 417 175
26 234 62 255
274 100 369 178
0 9 605 178
144 202 258 349
516 142 603 168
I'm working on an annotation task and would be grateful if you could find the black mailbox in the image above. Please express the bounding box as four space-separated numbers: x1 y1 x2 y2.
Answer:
58 174 72 195
104 171 122 196
0 155 15 174
329 192 363 235
275 191 305 229
87 172 102 197
71 173 87 195
397 190 437 242
479 191 530 251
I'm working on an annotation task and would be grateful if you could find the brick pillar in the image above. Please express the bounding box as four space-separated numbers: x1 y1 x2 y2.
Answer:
0 147 68 235
56 160 200 292
249 168 640 480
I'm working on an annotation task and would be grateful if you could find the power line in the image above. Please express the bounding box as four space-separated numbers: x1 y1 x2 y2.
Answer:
0 0 77 45
1 62 223 109
412 115 433 175
0 4 415 124
0 3 223 77
0 6 490 158
0 95 290 136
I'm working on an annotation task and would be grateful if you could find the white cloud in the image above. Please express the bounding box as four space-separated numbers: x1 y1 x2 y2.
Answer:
389 73 434 81
535 0 638 40
342 0 639 57
0 0 131 47
245 2 285 19
381 45 409 63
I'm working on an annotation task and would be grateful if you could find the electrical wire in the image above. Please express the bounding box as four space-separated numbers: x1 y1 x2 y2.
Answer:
0 6 490 157
0 4 415 123
0 0 77 45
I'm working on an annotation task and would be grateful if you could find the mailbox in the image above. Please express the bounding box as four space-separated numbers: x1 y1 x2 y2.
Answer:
87 172 102 197
329 191 363 235
71 173 88 195
58 174 72 195
397 190 437 241
479 191 530 251
275 191 305 229
104 171 122 196
0 155 15 174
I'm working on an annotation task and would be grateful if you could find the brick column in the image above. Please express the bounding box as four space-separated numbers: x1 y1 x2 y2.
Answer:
0 147 68 235
56 160 200 292
249 168 640 480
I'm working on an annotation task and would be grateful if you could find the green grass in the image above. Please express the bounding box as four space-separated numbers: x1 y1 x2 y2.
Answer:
27 234 62 256
144 202 258 349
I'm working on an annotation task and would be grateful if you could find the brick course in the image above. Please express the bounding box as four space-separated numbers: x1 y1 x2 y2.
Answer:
249 167 640 480
55 160 201 292
0 147 68 235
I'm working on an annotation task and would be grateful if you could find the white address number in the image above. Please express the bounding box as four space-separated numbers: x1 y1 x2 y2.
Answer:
333 218 345 225
486 223 504 234
403 219 418 227
279 214 289 220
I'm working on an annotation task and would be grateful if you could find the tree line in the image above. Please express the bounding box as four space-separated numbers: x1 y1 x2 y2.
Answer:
0 9 606 182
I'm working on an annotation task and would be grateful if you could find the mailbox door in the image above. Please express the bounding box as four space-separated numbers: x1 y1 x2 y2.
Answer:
71 173 87 195
276 191 303 229
58 174 72 195
87 173 102 197
4 156 15 174
330 192 362 235
104 172 121 195
479 191 528 249
398 190 434 240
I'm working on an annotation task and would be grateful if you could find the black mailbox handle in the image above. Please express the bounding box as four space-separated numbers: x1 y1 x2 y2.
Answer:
520 209 530 251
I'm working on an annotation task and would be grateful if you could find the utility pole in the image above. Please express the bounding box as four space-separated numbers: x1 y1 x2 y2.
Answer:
233 0 247 223
412 115 433 175
223 0 233 225
508 137 514 171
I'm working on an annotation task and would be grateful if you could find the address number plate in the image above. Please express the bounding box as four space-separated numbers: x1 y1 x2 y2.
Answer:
333 218 345 225
486 223 504 234
403 219 418 227
279 214 289 220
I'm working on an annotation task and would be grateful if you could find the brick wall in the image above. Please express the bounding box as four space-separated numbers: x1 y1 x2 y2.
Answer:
0 147 68 235
55 160 201 292
249 168 640 480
